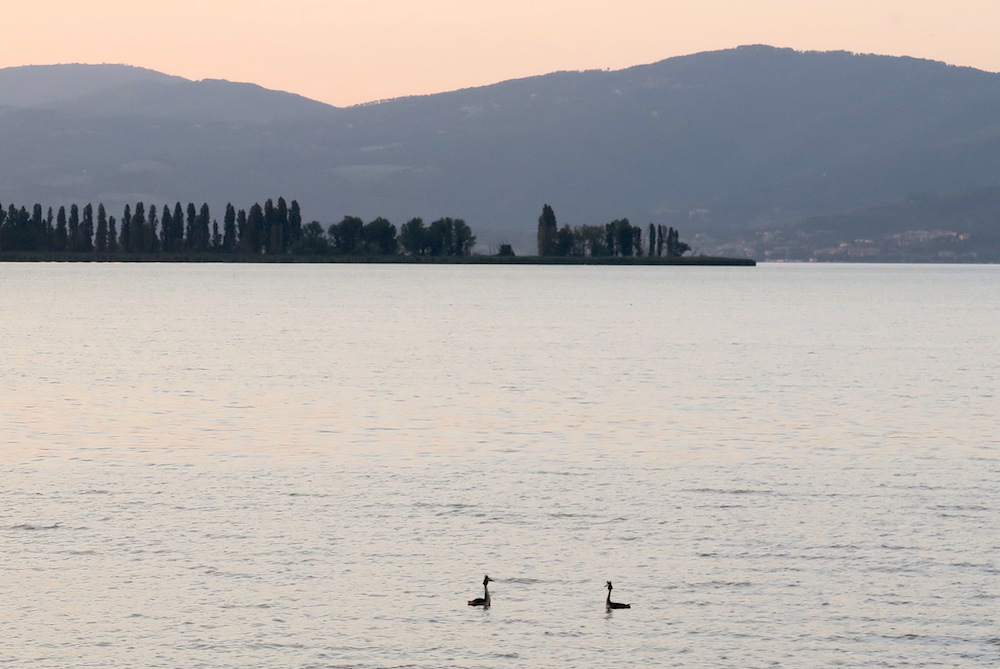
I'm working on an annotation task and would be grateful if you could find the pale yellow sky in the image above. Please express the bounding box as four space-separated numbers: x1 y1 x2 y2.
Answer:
2 0 999 106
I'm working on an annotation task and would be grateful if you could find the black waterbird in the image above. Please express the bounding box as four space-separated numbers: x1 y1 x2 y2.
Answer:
605 580 631 609
468 575 493 607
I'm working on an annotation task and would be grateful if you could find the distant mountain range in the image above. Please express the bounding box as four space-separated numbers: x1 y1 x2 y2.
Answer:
3 46 1000 258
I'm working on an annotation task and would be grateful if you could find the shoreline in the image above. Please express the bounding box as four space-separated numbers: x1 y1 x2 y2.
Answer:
0 253 756 266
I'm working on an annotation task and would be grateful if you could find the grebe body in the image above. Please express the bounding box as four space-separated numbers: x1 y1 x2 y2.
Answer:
605 581 631 609
468 575 493 607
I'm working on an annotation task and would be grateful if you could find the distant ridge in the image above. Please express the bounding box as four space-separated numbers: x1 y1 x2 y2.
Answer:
0 64 181 107
0 63 335 122
2 46 1000 256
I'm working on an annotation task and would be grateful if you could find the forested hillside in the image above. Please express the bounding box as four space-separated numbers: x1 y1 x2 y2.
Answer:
3 46 1000 257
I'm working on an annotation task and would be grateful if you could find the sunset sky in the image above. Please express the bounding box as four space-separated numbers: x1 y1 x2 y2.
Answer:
2 0 999 107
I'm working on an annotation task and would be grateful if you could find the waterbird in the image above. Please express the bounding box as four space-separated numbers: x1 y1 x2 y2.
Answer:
468 575 493 607
605 581 631 609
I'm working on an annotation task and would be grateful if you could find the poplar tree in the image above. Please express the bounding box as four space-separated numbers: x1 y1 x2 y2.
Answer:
30 204 44 251
68 204 80 251
45 207 54 247
237 208 250 253
160 205 173 252
131 203 146 254
288 200 302 248
173 203 185 250
223 203 237 252
120 204 132 252
95 204 108 252
276 197 289 253
265 198 283 253
198 204 211 251
81 203 94 252
246 204 264 253
55 206 68 251
147 204 159 253
537 204 558 256
185 203 197 250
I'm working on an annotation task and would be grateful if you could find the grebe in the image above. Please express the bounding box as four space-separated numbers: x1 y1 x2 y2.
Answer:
468 575 493 607
605 581 631 609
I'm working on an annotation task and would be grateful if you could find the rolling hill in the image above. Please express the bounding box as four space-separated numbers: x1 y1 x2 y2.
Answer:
3 46 1000 256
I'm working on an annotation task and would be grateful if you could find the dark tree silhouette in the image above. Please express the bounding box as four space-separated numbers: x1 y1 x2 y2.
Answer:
55 206 68 252
0 197 489 260
172 202 185 251
29 204 44 251
96 204 108 252
185 203 197 251
425 217 475 256
146 205 159 253
196 204 211 252
329 215 364 254
223 203 237 252
45 207 54 247
364 217 397 255
291 220 329 255
556 224 574 256
120 204 132 252
665 227 691 257
81 204 94 252
160 205 173 252
245 204 264 254
275 197 289 252
288 200 302 249
131 203 146 254
537 204 558 256
263 198 283 254
399 217 427 256
68 204 80 252
237 208 251 253
449 218 476 256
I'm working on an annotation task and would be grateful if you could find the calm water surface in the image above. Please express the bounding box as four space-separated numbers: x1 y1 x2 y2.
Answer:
1 263 997 668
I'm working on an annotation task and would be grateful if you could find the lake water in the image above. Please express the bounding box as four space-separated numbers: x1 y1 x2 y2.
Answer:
1 263 997 668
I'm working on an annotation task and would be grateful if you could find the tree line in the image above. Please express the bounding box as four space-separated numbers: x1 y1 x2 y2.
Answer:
1 198 687 259
0 198 477 257
536 204 691 258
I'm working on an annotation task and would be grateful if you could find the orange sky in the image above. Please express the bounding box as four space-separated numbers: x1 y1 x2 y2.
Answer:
2 0 999 107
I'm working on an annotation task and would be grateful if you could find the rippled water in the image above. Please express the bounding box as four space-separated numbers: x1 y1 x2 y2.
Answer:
1 263 997 668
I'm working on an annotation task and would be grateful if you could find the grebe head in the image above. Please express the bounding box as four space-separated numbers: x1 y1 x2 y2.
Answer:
606 581 613 590
483 575 493 585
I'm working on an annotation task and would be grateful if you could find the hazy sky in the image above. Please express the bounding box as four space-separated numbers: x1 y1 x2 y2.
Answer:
3 0 999 106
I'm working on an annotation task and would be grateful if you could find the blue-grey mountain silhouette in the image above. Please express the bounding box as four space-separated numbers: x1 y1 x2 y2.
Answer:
3 46 1000 254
